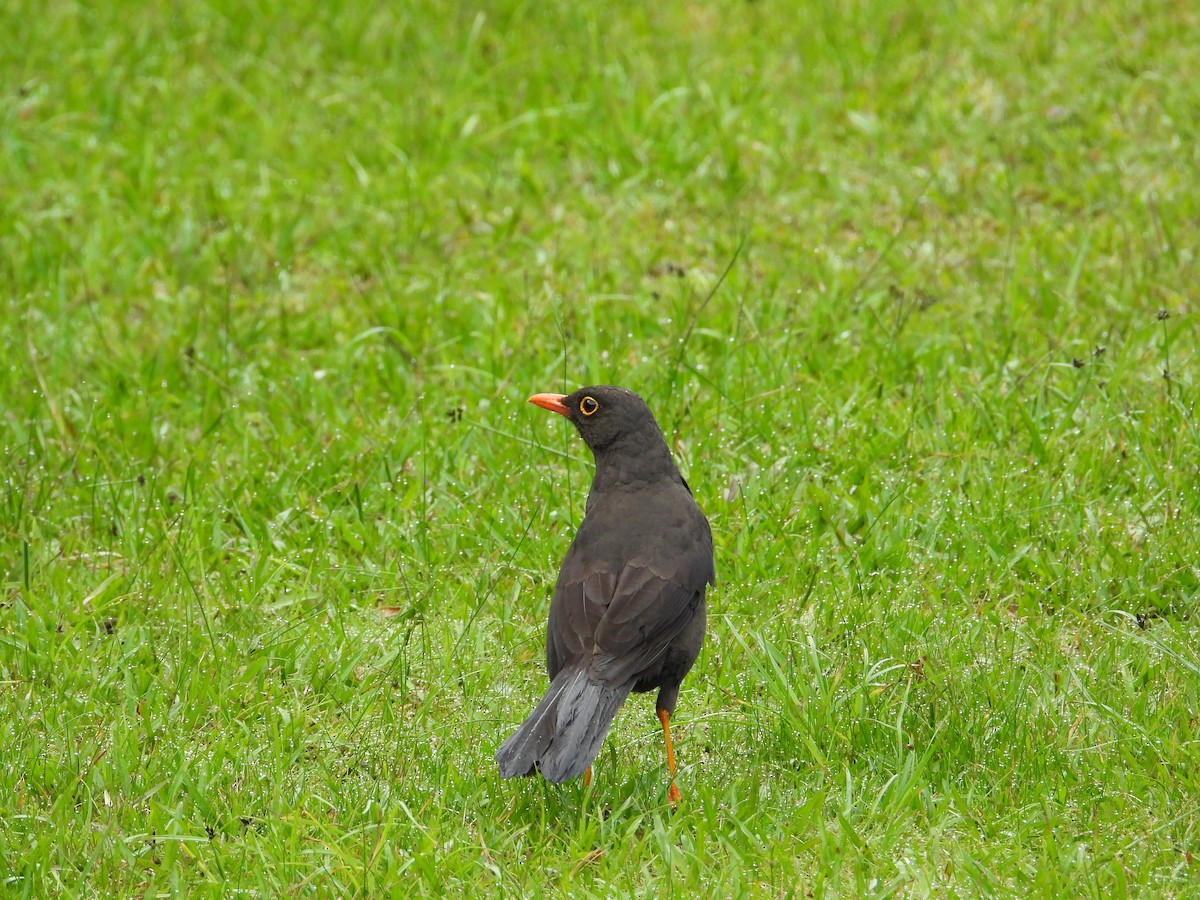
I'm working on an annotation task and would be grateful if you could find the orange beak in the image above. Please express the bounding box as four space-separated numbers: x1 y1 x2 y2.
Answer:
529 393 571 417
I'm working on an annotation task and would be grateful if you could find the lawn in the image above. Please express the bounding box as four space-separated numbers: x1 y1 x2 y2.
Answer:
2 0 1199 895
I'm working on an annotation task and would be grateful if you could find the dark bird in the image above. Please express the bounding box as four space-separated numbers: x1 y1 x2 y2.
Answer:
495 385 714 803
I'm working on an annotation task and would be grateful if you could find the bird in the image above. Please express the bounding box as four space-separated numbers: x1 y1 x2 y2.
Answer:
495 385 714 803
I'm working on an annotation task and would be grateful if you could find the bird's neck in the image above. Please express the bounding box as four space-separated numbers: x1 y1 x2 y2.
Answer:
586 436 681 502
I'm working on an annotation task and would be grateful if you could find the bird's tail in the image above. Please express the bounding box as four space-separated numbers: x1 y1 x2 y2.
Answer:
495 667 632 783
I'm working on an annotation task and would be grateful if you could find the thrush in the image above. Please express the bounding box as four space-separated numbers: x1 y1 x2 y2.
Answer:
495 385 714 803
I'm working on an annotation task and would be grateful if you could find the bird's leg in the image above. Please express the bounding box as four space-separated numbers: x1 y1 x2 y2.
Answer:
583 766 592 788
657 708 681 805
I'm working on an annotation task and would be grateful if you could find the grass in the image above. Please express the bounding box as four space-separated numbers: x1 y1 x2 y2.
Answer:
2 0 1199 894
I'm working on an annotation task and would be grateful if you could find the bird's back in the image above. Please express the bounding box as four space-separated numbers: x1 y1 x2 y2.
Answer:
545 477 713 684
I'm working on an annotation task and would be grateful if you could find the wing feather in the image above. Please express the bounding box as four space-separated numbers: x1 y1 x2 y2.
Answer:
543 482 713 685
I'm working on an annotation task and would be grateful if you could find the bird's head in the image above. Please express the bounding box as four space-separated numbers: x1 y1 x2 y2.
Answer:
529 385 665 458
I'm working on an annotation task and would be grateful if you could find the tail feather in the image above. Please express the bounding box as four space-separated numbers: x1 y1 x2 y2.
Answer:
495 668 632 783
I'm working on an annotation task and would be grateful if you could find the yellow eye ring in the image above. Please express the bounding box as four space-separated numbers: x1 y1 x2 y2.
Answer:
580 396 599 416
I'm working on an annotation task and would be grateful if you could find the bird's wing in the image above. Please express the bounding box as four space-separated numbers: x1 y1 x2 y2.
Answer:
546 558 706 686
546 485 713 684
545 568 614 679
586 548 709 685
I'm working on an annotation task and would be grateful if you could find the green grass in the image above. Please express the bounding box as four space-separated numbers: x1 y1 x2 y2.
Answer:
3 0 1199 894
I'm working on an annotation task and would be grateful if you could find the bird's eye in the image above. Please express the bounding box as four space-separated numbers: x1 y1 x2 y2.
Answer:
580 396 599 416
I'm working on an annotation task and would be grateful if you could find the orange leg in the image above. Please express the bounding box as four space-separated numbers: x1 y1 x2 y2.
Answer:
583 766 592 788
658 708 681 805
